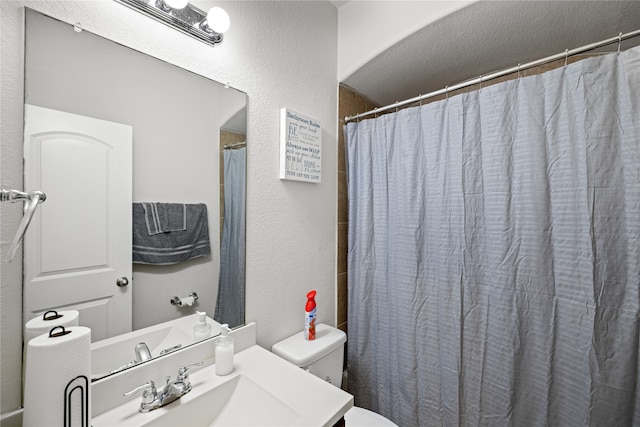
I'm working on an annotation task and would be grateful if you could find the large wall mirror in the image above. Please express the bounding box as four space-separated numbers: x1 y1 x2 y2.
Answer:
23 9 246 381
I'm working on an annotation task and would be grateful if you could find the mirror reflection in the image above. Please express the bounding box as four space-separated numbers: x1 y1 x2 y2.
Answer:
23 9 246 381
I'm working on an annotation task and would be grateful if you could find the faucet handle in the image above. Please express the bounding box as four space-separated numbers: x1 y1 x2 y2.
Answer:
124 380 157 405
177 361 204 381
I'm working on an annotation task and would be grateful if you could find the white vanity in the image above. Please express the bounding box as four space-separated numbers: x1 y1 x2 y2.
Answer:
92 323 353 427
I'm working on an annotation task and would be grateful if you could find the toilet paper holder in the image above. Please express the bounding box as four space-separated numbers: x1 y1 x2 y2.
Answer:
64 375 89 427
170 292 198 307
49 325 72 338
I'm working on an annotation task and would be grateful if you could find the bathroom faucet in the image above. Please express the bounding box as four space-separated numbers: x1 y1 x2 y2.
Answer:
124 361 204 413
134 342 152 363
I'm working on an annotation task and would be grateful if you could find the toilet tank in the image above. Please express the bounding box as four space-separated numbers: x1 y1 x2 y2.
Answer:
272 324 346 387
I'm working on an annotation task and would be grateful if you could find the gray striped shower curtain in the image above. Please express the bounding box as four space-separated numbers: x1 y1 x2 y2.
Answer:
345 46 640 427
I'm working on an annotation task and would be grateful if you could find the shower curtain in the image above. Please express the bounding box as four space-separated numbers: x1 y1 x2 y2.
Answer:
215 147 246 328
345 46 640 427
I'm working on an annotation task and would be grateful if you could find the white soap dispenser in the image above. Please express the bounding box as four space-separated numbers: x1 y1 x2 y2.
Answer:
193 311 211 340
215 324 234 376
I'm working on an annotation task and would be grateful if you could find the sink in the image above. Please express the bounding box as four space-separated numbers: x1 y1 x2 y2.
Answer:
91 343 353 427
142 374 300 426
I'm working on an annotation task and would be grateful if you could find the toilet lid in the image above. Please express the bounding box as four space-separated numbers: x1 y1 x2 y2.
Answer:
344 407 398 427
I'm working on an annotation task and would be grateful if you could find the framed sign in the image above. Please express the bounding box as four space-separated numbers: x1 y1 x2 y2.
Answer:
279 108 321 183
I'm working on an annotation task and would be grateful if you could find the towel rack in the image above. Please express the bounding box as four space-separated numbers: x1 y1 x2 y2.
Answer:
1 189 46 262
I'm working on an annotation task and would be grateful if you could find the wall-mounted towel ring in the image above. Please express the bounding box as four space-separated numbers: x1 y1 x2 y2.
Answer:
170 292 199 307
1 188 46 262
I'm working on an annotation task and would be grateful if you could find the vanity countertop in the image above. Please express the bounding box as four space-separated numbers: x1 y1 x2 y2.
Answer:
92 344 354 427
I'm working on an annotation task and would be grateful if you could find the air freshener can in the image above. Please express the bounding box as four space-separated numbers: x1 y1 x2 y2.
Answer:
305 290 317 340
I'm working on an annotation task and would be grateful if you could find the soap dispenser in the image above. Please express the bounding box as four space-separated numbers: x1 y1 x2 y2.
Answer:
215 324 234 376
193 311 211 340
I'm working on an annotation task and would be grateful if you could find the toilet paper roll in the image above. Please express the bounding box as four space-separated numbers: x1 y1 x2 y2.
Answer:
181 296 194 307
23 326 91 427
24 310 80 345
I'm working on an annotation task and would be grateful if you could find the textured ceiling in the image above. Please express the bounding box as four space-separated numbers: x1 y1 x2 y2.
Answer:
342 1 640 108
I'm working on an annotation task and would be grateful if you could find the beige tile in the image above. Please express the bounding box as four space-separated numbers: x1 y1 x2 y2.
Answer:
338 125 346 173
364 98 378 113
219 151 224 181
337 222 348 274
337 321 347 334
338 172 348 223
337 272 348 325
339 85 369 121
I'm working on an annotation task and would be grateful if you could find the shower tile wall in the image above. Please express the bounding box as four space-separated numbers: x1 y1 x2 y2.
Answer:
337 85 380 333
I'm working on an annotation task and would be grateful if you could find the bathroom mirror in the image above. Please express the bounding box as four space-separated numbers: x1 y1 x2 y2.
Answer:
23 9 246 381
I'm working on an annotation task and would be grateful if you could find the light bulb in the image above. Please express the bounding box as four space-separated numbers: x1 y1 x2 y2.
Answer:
163 0 188 9
206 7 230 33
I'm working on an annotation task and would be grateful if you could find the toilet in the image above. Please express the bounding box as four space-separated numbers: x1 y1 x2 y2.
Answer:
272 324 398 426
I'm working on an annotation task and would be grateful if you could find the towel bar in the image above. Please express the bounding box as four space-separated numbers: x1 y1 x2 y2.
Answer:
1 189 47 262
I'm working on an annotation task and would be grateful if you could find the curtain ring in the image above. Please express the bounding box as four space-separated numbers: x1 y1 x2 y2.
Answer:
419 94 422 106
618 32 622 53
517 63 521 79
564 49 569 67
479 76 483 90
445 86 449 99
395 101 399 113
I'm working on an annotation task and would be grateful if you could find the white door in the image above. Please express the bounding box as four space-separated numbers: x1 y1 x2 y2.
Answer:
23 105 133 342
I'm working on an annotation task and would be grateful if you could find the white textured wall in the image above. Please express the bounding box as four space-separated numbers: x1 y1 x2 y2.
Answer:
0 0 338 413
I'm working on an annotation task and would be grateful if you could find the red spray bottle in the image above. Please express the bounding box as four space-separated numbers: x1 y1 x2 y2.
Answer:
305 290 317 341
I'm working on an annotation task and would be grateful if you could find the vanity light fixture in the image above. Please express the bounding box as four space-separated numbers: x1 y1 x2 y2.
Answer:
115 0 229 47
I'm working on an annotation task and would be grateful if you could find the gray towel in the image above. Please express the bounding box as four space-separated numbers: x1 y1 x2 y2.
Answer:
141 202 186 235
133 203 210 265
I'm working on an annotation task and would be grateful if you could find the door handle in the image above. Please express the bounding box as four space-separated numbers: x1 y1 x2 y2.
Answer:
116 277 129 287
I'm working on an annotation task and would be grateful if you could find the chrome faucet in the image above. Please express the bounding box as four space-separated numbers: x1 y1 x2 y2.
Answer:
124 361 204 413
134 342 152 363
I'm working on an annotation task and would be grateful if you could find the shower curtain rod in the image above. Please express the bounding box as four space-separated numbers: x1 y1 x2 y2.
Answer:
224 141 246 149
345 28 640 123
